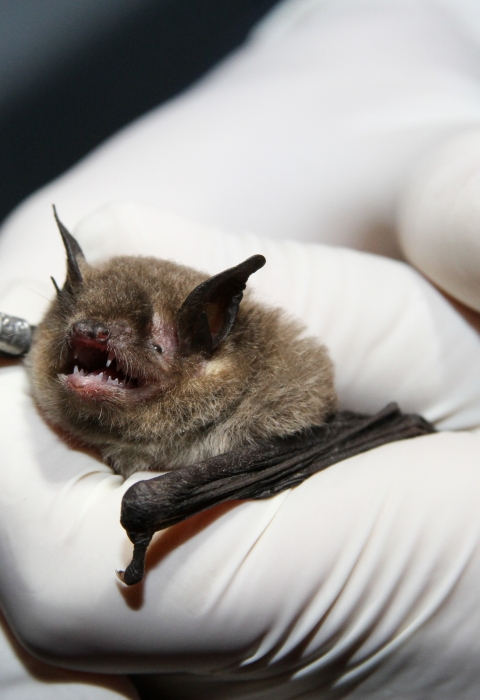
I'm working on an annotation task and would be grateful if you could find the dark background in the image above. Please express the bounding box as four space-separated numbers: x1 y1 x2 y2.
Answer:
0 0 281 225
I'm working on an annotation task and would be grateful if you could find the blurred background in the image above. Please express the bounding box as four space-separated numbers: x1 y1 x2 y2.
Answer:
0 0 281 226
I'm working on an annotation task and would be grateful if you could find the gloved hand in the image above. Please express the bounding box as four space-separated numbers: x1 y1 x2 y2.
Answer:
3 1 480 697
0 610 138 700
1 202 480 700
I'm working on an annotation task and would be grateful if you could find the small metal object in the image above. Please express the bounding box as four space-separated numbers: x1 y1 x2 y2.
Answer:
0 312 33 356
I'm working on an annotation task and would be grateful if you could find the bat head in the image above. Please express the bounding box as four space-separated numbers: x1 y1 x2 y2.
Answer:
49 206 265 397
29 208 272 470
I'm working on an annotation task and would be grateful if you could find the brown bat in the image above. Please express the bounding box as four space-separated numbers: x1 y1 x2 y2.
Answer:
29 211 337 472
14 210 434 584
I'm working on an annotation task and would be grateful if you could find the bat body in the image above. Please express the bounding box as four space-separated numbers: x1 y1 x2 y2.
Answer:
23 211 433 585
29 214 336 479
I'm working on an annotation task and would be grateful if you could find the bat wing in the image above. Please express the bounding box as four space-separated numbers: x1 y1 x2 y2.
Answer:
119 403 435 585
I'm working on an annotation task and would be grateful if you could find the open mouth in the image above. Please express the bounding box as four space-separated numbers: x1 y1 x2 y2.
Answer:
60 338 142 395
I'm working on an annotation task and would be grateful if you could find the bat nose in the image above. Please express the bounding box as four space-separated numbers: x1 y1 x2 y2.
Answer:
71 321 110 343
93 323 110 341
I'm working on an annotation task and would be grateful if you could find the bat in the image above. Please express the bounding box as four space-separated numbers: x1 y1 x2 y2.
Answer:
10 209 434 585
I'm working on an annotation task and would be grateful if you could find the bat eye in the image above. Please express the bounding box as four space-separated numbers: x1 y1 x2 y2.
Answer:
153 344 163 354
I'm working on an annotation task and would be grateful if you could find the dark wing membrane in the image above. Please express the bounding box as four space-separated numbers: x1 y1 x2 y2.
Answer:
119 403 435 585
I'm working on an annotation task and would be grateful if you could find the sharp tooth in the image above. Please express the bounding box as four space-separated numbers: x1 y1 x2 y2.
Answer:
98 372 104 381
113 378 119 385
106 351 115 368
73 365 79 374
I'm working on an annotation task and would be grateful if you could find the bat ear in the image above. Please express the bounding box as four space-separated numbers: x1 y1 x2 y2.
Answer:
52 205 86 300
176 254 266 355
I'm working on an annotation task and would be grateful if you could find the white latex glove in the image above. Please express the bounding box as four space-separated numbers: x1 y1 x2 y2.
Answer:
3 0 480 264
1 203 480 700
0 612 138 700
2 1 480 698
399 127 480 312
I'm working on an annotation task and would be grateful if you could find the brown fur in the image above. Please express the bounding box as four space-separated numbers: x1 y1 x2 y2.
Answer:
29 253 336 477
